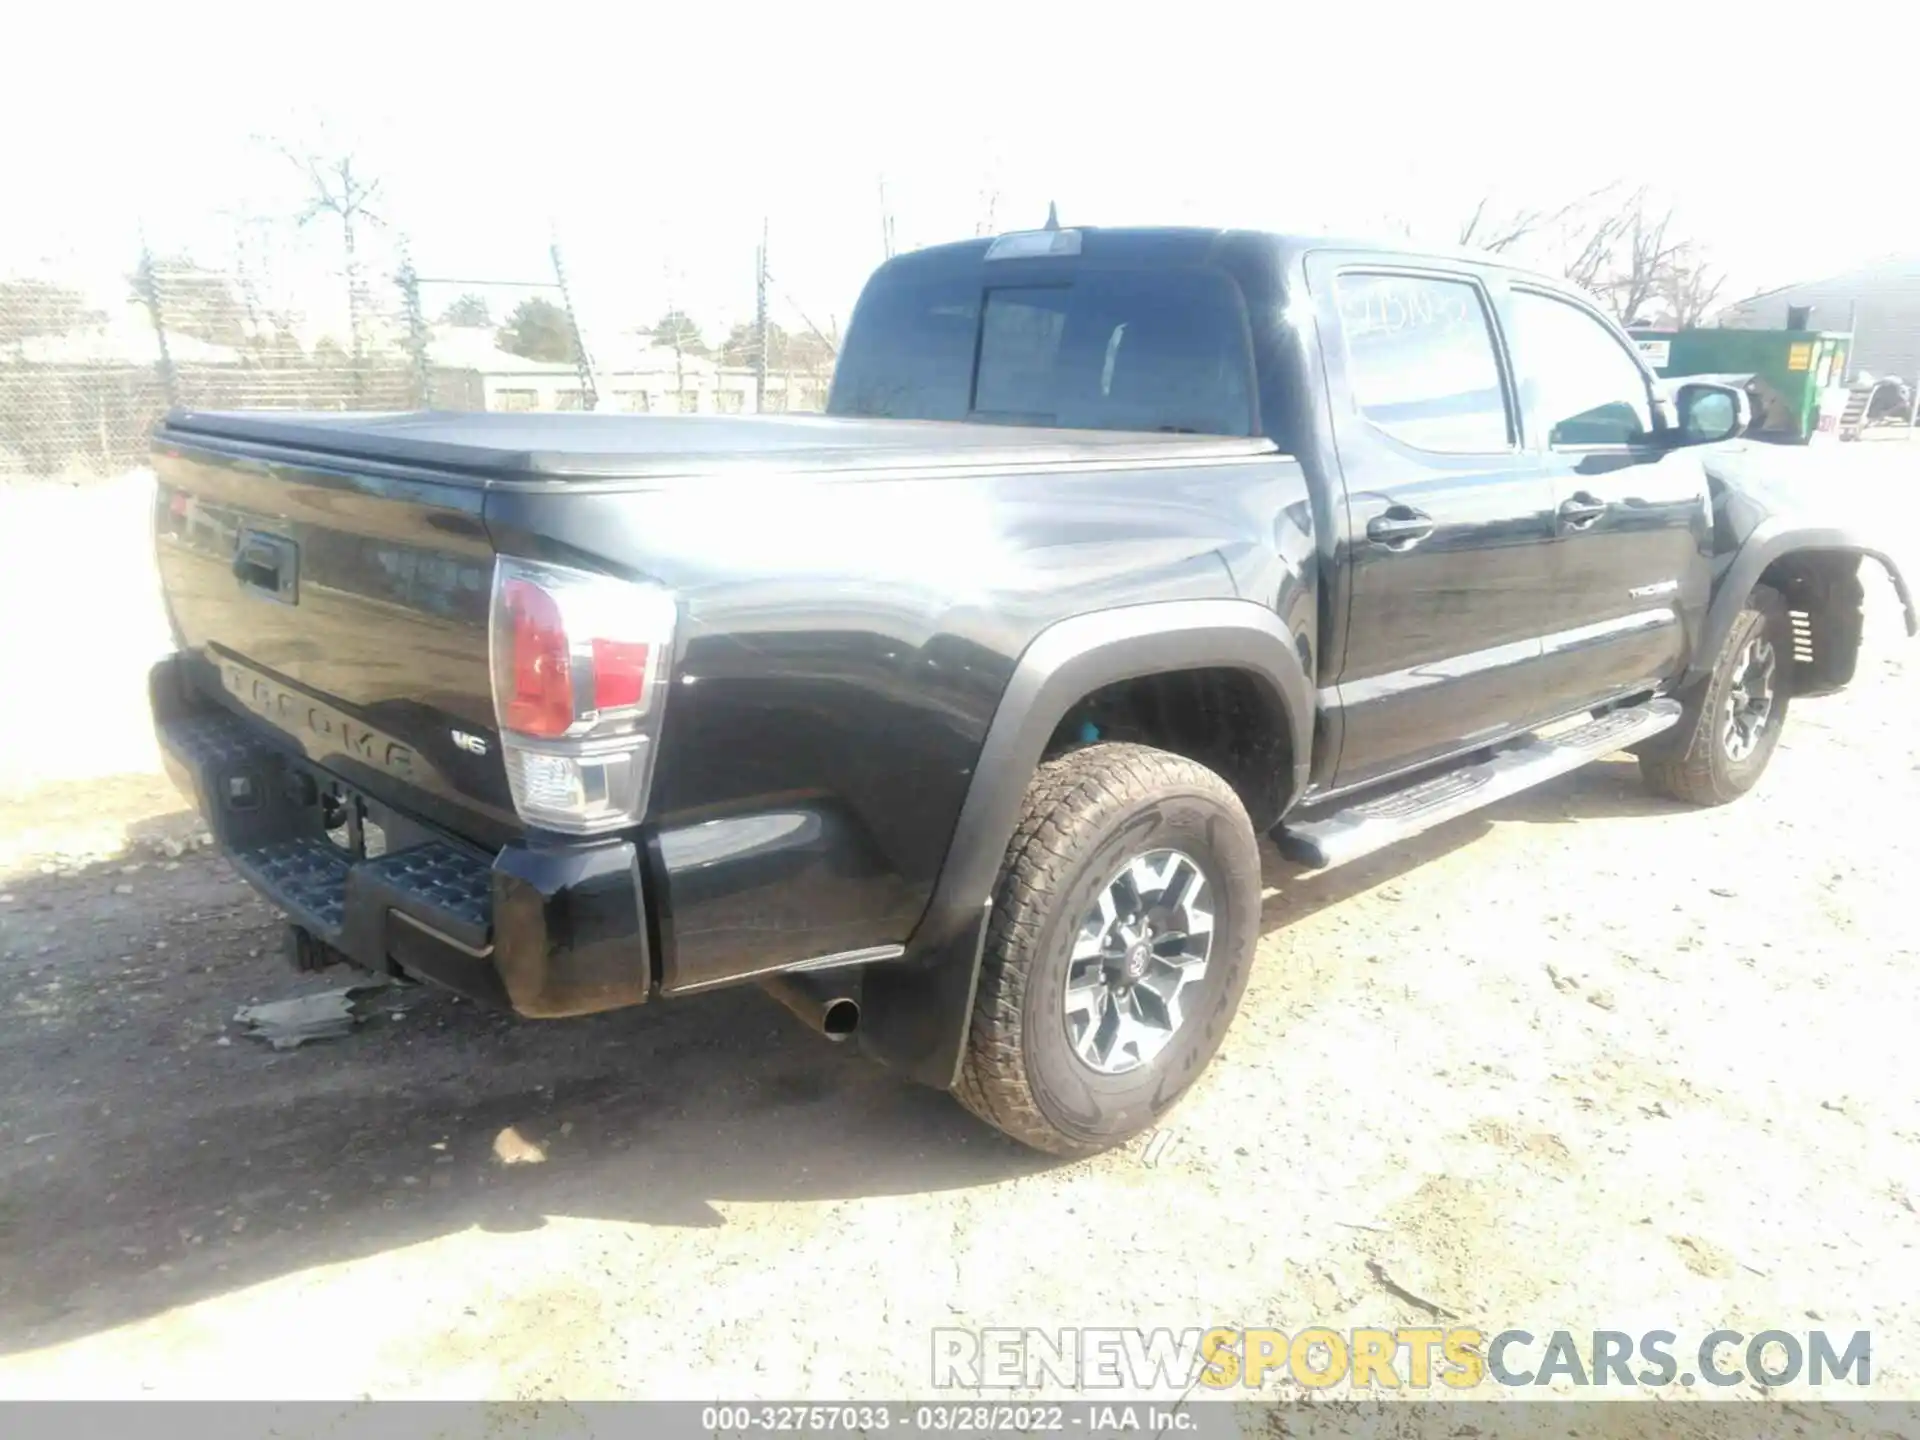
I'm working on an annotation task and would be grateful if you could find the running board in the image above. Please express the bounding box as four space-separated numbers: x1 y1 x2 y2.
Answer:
1276 699 1683 871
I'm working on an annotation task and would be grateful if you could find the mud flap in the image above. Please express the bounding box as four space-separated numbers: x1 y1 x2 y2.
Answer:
855 900 992 1090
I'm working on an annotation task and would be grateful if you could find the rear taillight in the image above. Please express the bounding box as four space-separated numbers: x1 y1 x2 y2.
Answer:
487 556 676 835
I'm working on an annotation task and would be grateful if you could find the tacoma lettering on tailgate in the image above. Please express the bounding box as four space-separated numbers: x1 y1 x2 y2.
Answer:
219 660 418 780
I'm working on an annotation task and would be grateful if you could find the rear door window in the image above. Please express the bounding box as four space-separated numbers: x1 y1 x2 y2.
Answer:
830 267 1256 436
1333 272 1512 453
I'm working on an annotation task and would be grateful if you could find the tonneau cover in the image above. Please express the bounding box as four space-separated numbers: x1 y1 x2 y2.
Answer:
158 409 1277 483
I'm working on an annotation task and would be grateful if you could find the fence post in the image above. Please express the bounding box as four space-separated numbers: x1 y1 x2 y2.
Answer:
134 240 180 409
549 241 599 411
396 250 431 409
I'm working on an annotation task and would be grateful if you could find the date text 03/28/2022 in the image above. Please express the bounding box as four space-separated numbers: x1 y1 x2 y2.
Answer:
701 1406 1192 1433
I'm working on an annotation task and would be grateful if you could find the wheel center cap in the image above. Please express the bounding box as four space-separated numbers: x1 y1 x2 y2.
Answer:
1123 942 1151 981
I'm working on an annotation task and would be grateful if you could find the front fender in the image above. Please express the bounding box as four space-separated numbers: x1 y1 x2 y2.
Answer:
1685 520 1918 688
857 598 1314 1090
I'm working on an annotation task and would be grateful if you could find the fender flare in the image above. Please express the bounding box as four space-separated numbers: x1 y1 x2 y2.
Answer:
857 598 1315 1090
1684 521 1918 688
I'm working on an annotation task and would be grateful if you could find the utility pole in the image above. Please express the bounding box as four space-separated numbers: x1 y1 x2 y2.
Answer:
755 218 770 414
664 264 686 408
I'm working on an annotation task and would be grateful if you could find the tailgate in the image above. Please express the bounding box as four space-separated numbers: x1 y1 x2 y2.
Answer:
153 433 517 848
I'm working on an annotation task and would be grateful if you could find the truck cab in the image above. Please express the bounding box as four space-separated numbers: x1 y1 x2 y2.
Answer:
829 228 1741 796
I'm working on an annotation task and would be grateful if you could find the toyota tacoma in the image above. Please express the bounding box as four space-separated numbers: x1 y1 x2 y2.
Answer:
147 225 1916 1154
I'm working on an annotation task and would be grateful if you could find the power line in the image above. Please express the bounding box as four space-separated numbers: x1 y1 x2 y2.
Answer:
412 276 563 290
762 270 839 356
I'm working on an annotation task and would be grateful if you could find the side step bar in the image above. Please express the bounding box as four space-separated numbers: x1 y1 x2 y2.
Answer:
1276 699 1683 871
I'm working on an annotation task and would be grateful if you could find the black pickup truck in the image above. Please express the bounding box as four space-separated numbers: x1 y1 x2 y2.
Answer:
147 226 1916 1155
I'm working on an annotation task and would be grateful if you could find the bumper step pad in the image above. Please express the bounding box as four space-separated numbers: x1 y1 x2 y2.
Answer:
158 704 495 962
231 837 353 941
223 836 495 959
152 658 652 1016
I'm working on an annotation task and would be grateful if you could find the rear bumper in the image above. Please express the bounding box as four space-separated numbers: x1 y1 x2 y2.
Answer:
150 656 652 1017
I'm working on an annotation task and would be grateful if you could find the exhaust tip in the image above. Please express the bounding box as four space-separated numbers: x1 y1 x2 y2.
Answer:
760 971 862 1043
820 998 859 1039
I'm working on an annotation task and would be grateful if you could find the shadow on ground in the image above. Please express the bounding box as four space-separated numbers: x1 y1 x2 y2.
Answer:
0 826 1055 1354
0 755 1676 1355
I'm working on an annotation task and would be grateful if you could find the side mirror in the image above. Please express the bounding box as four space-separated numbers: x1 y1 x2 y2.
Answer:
1672 382 1748 446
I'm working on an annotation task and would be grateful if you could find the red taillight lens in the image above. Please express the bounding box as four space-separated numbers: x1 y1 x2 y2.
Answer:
488 556 677 834
500 577 574 737
591 638 650 711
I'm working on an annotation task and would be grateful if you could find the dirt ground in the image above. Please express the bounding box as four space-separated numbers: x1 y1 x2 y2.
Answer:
2 446 1918 1415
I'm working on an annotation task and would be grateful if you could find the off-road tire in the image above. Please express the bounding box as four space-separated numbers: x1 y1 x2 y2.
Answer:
1640 584 1792 806
953 742 1262 1156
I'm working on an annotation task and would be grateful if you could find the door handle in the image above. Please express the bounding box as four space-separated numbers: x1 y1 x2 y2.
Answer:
1365 506 1435 549
1558 493 1608 530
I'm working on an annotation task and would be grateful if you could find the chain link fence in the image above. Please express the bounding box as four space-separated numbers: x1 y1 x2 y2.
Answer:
1 238 417 478
2 230 836 481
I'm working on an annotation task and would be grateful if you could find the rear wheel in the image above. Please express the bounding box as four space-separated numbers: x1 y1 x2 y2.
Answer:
953 743 1262 1156
1640 584 1792 805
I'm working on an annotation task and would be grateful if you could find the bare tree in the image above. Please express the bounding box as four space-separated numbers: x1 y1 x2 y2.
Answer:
1561 203 1632 293
275 142 386 393
1456 196 1523 252
1454 183 1718 328
1458 196 1558 255
1551 186 1700 325
1662 244 1727 328
1608 205 1683 326
1456 184 1619 256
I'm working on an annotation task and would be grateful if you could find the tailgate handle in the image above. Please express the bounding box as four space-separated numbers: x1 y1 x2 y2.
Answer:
233 531 298 602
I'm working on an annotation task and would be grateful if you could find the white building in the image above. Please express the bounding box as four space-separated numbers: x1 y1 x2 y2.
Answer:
1715 256 1920 385
426 325 829 415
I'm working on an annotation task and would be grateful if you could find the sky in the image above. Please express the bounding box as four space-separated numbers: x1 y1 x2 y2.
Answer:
5 0 1917 346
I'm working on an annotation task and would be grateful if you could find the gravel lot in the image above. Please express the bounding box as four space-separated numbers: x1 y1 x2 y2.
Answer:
1 445 1917 1421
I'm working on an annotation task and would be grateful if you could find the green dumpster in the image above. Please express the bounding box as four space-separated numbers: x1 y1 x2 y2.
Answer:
1630 327 1853 443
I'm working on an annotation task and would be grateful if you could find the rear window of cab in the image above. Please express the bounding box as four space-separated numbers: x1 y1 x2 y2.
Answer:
828 266 1257 438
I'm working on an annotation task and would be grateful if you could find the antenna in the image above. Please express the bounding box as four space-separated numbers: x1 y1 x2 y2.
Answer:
1044 201 1060 231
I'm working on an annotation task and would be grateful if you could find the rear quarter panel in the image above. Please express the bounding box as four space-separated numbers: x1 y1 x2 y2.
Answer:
484 452 1312 993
